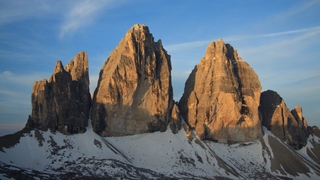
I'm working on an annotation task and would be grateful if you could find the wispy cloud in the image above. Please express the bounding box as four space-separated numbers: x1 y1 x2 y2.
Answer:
165 40 211 52
0 0 68 25
165 26 320 53
0 71 50 87
238 26 320 60
0 1 40 24
281 0 320 18
0 89 18 96
59 0 115 38
0 1 123 39
259 26 320 38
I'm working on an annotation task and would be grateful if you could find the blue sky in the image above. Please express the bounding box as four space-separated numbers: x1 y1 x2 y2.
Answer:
0 0 319 136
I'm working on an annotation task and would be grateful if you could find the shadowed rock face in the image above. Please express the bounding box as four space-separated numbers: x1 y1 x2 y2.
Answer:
311 126 320 138
179 39 263 143
169 103 181 134
91 24 176 136
291 105 308 136
260 90 308 149
25 52 91 134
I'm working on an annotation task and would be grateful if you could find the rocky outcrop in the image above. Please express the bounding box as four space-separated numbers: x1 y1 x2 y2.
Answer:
311 126 320 138
169 103 181 134
179 39 263 143
91 24 175 136
291 105 309 136
183 123 193 139
25 52 91 134
260 90 308 149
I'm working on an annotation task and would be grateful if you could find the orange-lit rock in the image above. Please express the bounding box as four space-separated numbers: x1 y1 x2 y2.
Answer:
26 52 90 134
179 39 263 143
260 90 308 149
91 24 175 136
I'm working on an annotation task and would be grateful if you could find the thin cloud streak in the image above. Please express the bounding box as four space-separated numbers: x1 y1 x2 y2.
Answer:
225 26 320 43
282 0 320 18
0 1 69 25
239 27 320 59
59 0 114 38
259 26 320 38
0 71 51 87
166 26 320 52
0 89 18 96
165 40 211 52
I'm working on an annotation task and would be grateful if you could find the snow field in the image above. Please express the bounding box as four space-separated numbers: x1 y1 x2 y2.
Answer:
1 120 320 179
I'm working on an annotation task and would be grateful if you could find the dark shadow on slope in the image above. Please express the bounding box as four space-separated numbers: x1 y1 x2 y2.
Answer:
260 133 320 177
178 66 198 126
307 137 320 165
0 128 32 152
260 90 309 150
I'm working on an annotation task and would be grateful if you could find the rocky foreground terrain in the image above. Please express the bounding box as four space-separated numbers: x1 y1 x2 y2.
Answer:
1 24 320 179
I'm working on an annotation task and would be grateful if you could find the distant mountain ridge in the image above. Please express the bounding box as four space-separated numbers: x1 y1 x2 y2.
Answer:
1 24 320 179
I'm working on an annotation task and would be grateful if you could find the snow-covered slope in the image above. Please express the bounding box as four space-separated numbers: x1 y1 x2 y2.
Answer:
1 121 320 179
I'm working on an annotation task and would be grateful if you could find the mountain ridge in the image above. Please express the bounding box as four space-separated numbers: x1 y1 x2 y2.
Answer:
1 24 319 179
1 120 320 179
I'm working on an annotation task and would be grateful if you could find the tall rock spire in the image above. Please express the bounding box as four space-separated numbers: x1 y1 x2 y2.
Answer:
25 52 91 134
179 39 263 143
91 24 177 136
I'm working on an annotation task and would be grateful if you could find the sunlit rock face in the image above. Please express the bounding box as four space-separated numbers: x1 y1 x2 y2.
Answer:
91 24 177 136
25 52 91 134
179 39 263 143
260 90 308 149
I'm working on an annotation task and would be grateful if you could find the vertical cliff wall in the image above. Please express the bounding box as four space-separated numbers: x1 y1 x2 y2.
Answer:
25 52 91 134
179 39 263 143
91 24 178 136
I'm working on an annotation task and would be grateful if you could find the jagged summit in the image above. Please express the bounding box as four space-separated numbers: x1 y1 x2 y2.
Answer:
179 39 263 143
1 25 320 179
91 24 178 136
25 51 91 135
260 90 308 149
53 61 64 74
201 39 242 64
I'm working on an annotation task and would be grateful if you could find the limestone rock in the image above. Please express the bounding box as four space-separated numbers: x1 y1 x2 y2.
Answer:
26 52 91 134
169 103 181 134
291 105 308 136
179 39 263 143
183 123 193 139
91 24 174 136
311 126 320 138
260 90 307 149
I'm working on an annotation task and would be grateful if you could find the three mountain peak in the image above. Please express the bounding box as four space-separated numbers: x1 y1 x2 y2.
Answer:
25 24 314 150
